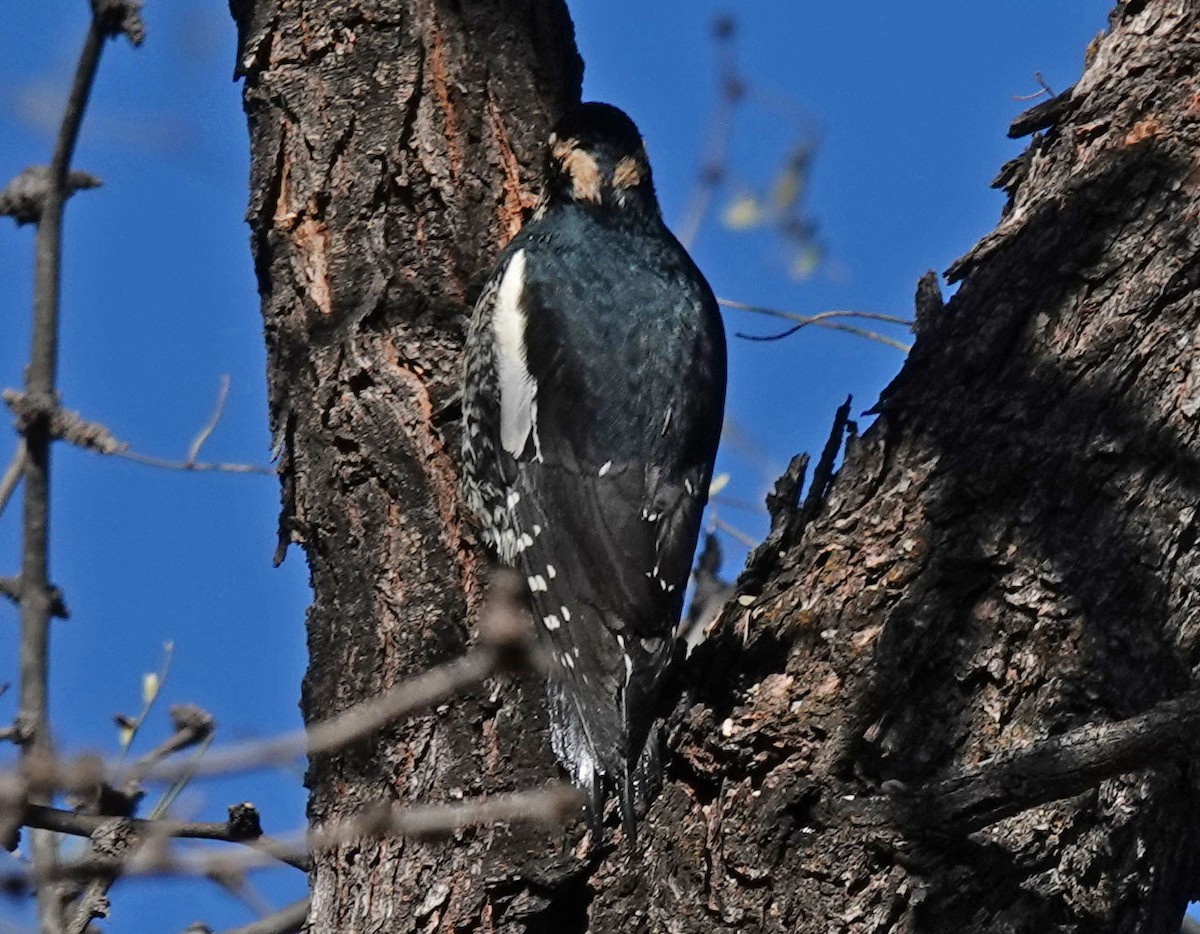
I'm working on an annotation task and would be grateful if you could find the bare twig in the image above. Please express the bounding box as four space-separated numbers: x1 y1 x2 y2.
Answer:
132 703 215 780
123 582 534 786
0 442 25 520
134 648 500 786
9 592 532 801
1013 71 1055 101
307 784 584 845
218 897 309 934
116 641 175 763
738 320 912 352
0 576 18 605
3 388 272 476
718 298 912 328
205 871 277 924
710 492 764 514
17 5 143 928
677 16 743 249
217 898 310 934
149 732 215 818
719 298 913 352
22 803 310 873
710 515 757 549
186 375 231 465
112 449 274 475
7 786 582 888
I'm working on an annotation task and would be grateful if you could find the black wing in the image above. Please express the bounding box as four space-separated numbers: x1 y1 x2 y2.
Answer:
506 216 725 801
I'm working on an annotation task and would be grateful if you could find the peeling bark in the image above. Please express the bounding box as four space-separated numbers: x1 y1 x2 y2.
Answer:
235 0 1200 931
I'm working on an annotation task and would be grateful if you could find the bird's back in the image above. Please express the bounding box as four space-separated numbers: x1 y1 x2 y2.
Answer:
461 103 726 842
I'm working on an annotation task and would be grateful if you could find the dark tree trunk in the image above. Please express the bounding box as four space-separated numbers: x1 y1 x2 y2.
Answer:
230 0 582 929
234 0 1200 931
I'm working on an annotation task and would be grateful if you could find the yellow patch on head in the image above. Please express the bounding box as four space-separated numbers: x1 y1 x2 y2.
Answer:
553 137 602 203
612 155 643 190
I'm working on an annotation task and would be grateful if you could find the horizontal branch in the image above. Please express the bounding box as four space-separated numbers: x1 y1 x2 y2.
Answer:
137 646 499 786
4 786 583 889
877 689 1200 834
22 803 310 872
718 298 913 351
112 449 273 476
218 898 309 934
2 389 273 477
11 574 534 797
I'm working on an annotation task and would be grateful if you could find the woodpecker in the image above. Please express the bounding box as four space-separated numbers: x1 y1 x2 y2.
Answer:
461 102 726 841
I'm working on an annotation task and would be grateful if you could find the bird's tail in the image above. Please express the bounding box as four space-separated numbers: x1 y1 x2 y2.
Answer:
547 660 664 846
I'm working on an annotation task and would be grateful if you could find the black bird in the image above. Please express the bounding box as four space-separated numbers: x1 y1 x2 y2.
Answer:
461 102 726 842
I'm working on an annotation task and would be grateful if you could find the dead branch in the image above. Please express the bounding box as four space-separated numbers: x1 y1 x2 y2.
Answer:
908 689 1200 833
7 575 533 801
0 442 24 519
217 897 309 934
2 389 273 476
841 689 1200 836
22 802 309 872
677 15 743 248
4 786 583 889
14 3 143 928
112 449 273 476
186 376 231 465
720 299 913 351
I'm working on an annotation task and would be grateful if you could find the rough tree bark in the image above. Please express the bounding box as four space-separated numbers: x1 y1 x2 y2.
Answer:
233 0 1200 931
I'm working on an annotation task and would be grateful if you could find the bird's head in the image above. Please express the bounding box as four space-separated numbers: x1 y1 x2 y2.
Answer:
544 102 658 215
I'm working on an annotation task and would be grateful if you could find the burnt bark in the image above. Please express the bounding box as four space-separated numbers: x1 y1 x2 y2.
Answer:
235 0 1200 931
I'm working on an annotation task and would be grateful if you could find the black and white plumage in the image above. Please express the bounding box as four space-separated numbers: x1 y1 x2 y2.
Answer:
461 102 726 840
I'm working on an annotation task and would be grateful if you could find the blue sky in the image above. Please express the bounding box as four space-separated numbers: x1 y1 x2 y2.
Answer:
0 2 1132 929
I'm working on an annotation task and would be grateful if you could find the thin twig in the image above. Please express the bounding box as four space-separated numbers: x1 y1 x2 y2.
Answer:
11 582 534 797
112 449 273 475
205 872 277 925
710 516 757 549
0 442 24 520
1013 71 1055 101
677 16 743 249
20 10 118 930
129 648 499 786
150 733 215 818
737 320 912 353
719 298 913 351
8 786 583 887
719 297 912 328
127 703 215 787
3 388 272 476
116 641 175 764
186 375 231 465
710 492 763 514
219 897 309 934
22 803 310 873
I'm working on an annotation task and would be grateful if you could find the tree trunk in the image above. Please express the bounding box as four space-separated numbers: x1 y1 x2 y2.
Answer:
234 0 1200 931
230 0 582 929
